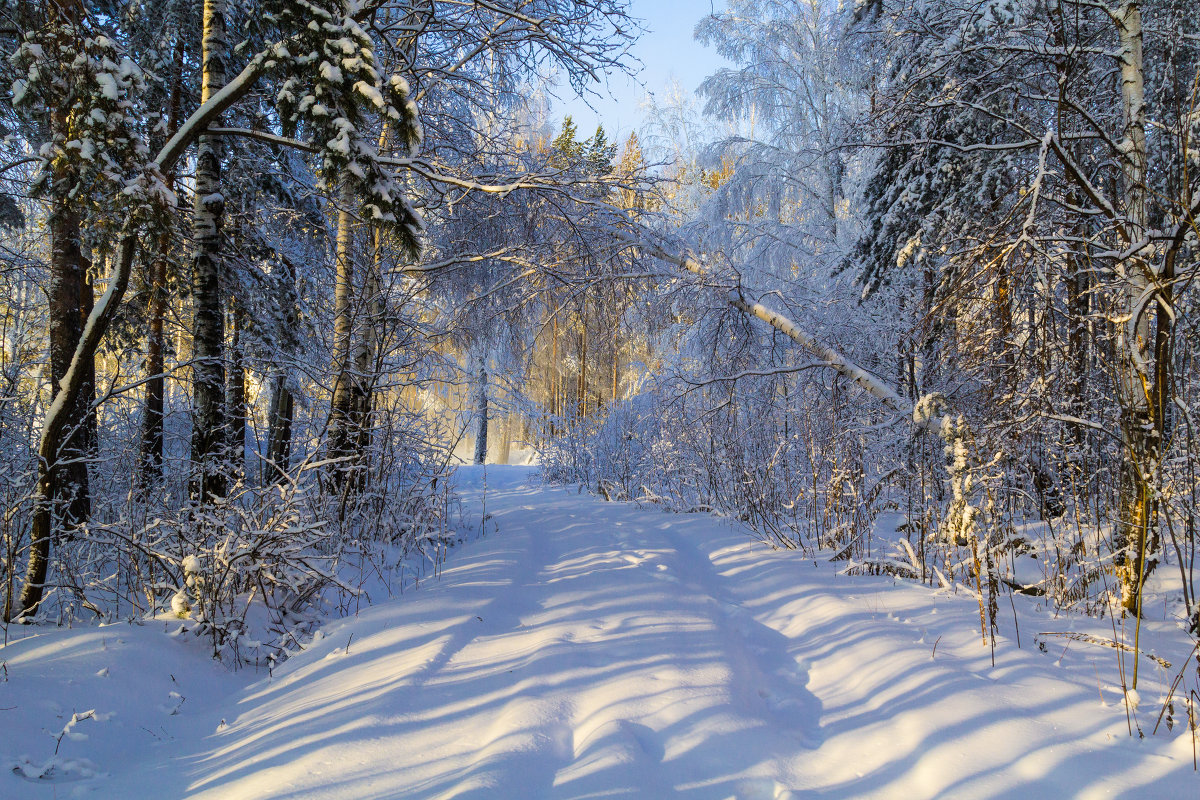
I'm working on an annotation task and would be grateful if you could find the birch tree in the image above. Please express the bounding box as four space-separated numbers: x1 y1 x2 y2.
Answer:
190 0 231 502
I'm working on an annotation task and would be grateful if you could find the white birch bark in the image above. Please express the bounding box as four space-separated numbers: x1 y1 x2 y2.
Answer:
474 367 489 465
327 183 358 486
189 0 229 502
1112 0 1157 615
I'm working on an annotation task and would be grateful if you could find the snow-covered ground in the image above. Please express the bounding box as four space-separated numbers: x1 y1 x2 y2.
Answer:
2 466 1195 798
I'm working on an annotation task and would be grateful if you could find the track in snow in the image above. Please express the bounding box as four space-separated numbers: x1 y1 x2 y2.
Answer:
4 466 1194 799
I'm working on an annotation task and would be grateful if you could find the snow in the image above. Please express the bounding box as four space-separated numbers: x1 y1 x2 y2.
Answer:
318 61 343 84
353 80 385 109
95 73 120 102
2 466 1195 798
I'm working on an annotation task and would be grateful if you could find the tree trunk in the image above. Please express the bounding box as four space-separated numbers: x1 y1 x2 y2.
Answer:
47 205 93 535
139 234 168 488
7 239 138 621
13 0 98 621
498 411 512 465
1112 1 1158 616
189 0 229 503
139 33 185 491
611 314 619 404
349 235 384 485
264 256 297 485
550 312 559 434
264 372 295 485
578 319 587 419
227 299 246 483
327 183 358 489
40 0 94 539
474 367 488 465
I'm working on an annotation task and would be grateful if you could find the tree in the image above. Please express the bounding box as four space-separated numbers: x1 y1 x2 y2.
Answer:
4 0 165 619
189 0 231 502
1 0 639 623
849 0 1200 616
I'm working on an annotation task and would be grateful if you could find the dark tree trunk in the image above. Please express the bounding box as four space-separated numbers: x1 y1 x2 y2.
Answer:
264 256 298 485
227 300 246 483
139 33 185 491
264 372 295 485
140 237 168 488
47 203 92 535
32 0 95 543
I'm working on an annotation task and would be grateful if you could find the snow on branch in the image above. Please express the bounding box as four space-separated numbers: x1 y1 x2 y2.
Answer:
155 42 288 173
626 233 941 431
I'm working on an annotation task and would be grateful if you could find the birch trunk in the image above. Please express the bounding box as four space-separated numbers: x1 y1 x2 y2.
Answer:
326 183 357 489
474 367 488 465
1112 1 1158 615
189 0 229 502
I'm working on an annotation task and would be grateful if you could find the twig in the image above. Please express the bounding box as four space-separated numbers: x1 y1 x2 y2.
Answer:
1037 631 1171 668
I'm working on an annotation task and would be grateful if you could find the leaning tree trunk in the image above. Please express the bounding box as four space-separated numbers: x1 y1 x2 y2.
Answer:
189 0 229 503
6 239 138 621
10 0 96 621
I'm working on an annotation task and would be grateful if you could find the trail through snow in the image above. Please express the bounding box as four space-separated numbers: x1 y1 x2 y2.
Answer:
2 466 1195 798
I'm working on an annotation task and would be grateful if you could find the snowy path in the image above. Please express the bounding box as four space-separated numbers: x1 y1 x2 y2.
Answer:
3 466 1195 798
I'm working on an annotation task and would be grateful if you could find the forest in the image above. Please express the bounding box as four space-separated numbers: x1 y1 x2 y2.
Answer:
1 0 1199 793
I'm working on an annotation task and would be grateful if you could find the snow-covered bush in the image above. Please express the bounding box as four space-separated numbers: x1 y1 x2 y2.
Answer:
540 393 701 509
15 416 455 665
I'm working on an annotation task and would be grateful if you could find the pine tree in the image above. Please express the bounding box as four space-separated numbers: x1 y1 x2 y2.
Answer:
586 124 616 176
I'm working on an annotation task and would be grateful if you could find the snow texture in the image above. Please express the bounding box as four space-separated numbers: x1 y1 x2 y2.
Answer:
1 466 1194 798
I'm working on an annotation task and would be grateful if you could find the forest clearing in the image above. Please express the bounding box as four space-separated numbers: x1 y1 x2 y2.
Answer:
1 0 1199 796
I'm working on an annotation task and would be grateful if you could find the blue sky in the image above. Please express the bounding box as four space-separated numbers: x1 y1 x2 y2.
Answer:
551 0 730 140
